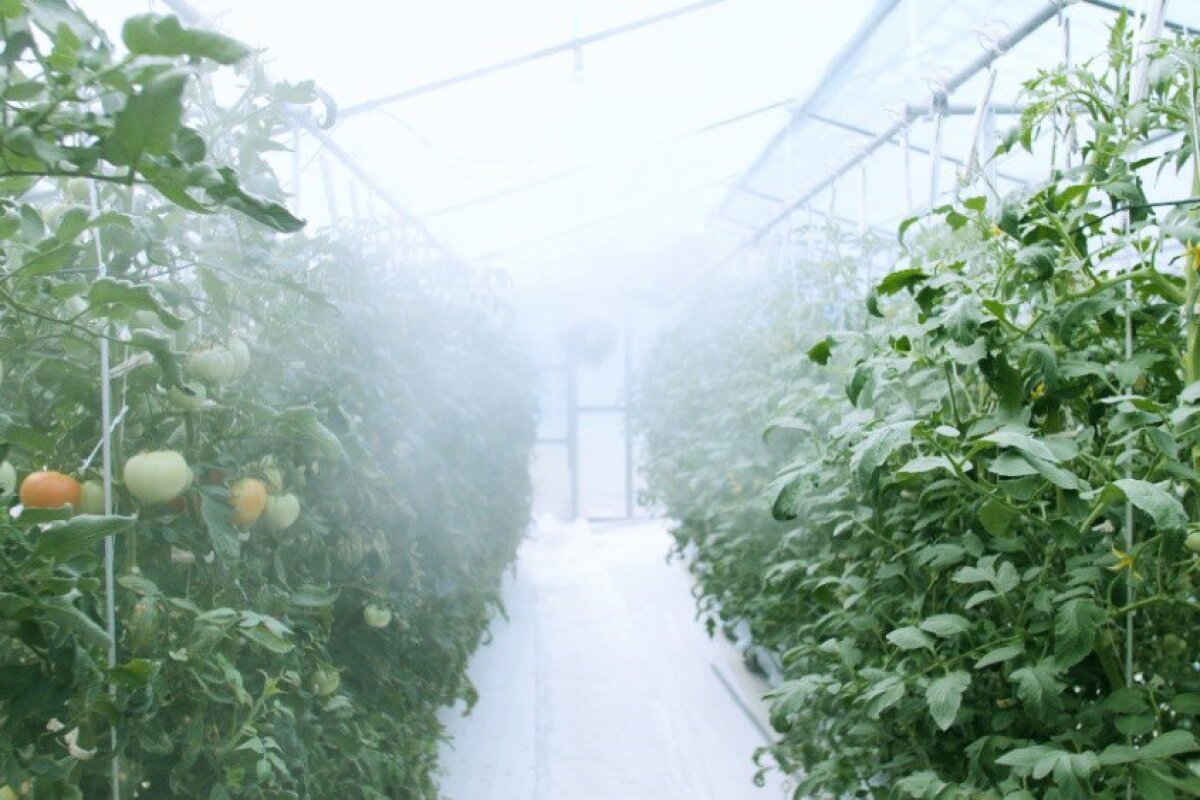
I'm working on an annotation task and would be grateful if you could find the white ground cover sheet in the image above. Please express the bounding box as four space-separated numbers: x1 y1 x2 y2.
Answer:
438 517 792 800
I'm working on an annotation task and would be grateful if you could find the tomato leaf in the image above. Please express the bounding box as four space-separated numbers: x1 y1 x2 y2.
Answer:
122 14 252 65
925 671 970 731
104 69 190 167
35 513 137 560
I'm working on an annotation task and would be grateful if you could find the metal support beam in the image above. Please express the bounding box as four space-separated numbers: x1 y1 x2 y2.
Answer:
904 102 1024 117
292 116 456 263
805 111 1028 186
748 1 1067 245
566 365 580 519
622 312 636 519
720 0 902 216
727 185 895 238
424 96 793 219
340 0 729 118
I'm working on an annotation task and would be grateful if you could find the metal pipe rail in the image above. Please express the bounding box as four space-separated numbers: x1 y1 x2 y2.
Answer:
748 1 1068 246
291 115 458 263
803 111 1029 186
339 0 729 119
719 0 903 217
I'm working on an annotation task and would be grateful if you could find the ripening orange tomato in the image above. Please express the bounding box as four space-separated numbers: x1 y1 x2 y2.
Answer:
21 471 82 509
229 478 268 526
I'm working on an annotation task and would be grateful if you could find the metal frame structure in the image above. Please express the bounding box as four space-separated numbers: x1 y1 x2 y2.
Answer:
721 0 1195 247
739 0 1067 245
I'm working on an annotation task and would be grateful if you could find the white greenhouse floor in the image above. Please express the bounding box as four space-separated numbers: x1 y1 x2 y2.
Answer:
437 517 792 800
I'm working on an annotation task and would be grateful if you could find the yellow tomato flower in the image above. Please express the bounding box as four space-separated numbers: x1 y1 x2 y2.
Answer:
1108 547 1135 573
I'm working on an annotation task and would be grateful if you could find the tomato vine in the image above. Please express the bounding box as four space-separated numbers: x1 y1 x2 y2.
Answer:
0 4 535 798
639 19 1200 799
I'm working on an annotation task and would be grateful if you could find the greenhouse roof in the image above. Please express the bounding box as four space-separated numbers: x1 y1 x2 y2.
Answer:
85 0 1200 294
725 1 1200 234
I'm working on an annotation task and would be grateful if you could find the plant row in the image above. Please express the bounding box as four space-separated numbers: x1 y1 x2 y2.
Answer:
0 3 535 798
638 20 1200 798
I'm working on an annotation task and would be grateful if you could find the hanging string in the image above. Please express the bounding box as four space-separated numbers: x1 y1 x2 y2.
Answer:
964 68 998 188
928 100 945 208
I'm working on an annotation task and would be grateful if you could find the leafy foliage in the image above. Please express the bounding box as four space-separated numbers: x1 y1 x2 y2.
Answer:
638 23 1200 798
0 3 534 798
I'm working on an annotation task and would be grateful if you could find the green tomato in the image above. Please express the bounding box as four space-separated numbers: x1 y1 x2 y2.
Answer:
263 493 300 531
79 479 104 514
1186 531 1200 554
124 451 192 504
168 381 207 411
313 667 340 697
186 346 236 385
65 177 91 203
363 604 392 629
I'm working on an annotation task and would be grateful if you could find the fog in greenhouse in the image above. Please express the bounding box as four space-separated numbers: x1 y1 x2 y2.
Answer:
4 0 1200 797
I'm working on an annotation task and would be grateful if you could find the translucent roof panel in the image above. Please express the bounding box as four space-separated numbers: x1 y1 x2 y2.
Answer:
84 0 877 296
725 0 1200 249
77 0 1200 298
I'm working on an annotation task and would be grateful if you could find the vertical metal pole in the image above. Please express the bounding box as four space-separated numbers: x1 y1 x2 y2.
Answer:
929 103 944 207
906 0 920 213
622 311 635 519
983 105 997 196
566 361 579 519
89 181 119 800
902 126 913 212
1124 9 1165 800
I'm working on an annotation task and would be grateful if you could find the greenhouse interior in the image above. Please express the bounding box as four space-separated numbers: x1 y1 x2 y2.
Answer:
6 0 1200 797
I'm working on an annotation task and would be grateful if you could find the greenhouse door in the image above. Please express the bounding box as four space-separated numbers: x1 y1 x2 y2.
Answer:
533 312 641 521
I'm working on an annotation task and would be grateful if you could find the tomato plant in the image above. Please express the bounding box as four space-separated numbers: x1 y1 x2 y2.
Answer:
640 19 1200 799
0 3 535 798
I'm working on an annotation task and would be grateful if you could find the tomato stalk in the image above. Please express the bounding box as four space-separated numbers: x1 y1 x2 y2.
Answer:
1185 63 1200 474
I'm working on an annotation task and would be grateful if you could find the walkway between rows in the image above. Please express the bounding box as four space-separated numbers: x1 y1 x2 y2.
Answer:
438 518 791 800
